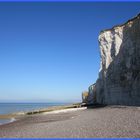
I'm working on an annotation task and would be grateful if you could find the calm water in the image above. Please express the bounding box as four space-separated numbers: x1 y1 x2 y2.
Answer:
0 102 69 125
0 103 69 115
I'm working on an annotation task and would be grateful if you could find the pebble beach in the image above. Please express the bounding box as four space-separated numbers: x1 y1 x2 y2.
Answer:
0 106 139 138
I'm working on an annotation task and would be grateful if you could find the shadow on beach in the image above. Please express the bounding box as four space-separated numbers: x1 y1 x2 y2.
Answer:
82 103 107 109
85 103 140 109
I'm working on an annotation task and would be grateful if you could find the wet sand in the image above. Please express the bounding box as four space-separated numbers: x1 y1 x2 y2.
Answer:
0 106 140 138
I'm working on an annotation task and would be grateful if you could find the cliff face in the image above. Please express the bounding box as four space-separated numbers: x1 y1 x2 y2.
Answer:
96 14 140 105
87 84 96 104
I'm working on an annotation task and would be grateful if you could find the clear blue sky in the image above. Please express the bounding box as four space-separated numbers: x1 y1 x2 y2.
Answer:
0 2 140 103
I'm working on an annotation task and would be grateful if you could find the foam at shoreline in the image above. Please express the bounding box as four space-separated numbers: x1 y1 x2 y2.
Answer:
0 118 16 125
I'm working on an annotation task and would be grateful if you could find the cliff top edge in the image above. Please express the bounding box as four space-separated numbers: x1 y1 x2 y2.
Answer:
100 12 140 34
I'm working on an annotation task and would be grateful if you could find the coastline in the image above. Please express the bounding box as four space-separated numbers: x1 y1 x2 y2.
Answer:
0 105 139 138
0 114 19 126
0 103 85 126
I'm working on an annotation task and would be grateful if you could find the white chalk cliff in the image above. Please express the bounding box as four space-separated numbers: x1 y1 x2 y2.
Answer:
95 13 140 105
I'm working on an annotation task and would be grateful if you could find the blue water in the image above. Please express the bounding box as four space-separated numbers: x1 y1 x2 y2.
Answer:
0 102 69 125
0 103 69 115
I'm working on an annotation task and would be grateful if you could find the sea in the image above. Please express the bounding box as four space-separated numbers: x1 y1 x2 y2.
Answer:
0 102 69 125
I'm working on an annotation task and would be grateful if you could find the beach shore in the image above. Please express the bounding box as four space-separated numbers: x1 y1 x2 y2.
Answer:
0 103 84 125
0 105 140 138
